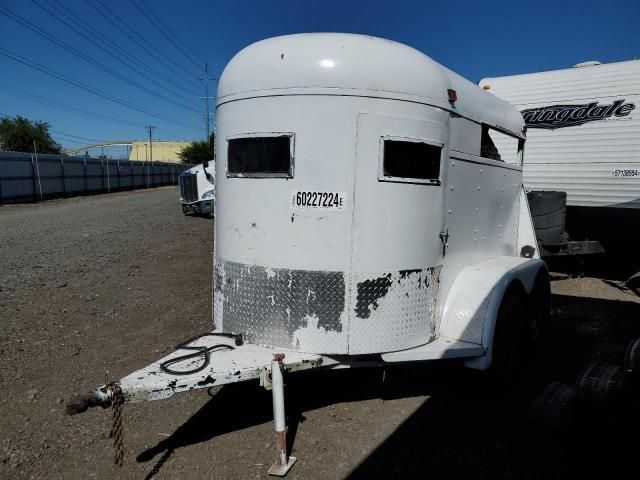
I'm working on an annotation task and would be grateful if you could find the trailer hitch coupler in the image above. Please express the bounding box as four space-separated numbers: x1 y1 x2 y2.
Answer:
65 386 114 415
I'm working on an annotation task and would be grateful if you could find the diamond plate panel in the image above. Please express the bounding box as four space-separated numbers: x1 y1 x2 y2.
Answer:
214 259 442 355
349 266 442 354
214 259 349 354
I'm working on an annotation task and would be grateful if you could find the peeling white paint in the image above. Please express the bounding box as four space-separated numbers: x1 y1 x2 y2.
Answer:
291 314 348 352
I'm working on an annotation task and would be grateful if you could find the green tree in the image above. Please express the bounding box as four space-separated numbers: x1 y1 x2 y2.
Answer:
178 133 215 164
0 115 62 154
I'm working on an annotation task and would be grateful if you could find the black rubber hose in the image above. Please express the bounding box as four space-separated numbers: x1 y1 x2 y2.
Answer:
159 332 243 376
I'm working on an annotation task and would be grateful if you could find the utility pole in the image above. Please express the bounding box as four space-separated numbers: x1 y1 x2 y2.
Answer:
199 63 215 146
145 126 155 163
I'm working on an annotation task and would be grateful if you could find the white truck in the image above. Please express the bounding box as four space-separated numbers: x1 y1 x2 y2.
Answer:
480 60 639 257
178 162 215 215
67 33 549 476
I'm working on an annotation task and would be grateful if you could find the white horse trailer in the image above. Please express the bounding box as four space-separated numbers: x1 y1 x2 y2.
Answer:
67 34 549 476
480 60 640 256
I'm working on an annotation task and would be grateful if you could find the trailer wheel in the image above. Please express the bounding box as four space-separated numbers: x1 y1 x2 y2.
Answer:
529 381 575 429
490 285 529 381
182 205 188 215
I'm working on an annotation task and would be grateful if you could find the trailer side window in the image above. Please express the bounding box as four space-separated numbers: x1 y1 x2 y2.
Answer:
481 125 522 165
380 139 441 184
480 125 501 161
227 135 293 178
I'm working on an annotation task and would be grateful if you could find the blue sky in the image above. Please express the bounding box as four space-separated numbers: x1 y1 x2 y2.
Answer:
1 0 639 154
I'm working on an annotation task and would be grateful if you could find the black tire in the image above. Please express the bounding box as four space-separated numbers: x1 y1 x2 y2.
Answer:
489 285 529 381
527 191 568 246
529 381 575 429
182 205 188 215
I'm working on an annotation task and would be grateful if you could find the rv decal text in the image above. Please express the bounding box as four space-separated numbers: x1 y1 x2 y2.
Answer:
521 99 635 129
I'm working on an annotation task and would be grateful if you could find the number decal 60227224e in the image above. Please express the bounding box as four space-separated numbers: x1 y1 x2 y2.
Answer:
291 191 347 211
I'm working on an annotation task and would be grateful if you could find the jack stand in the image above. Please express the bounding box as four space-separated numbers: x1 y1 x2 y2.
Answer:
268 353 296 476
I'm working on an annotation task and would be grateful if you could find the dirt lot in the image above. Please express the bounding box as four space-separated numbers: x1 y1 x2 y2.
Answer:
1 187 640 479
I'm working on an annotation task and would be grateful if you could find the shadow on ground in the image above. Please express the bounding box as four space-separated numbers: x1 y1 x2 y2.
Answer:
137 292 640 479
348 293 640 479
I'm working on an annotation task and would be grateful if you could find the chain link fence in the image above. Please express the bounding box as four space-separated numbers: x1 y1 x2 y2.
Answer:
0 151 193 204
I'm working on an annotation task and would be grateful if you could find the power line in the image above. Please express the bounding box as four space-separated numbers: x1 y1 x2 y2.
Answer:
138 0 207 67
0 82 146 128
50 130 106 143
0 47 201 130
85 0 202 88
1 95 181 141
39 0 201 107
54 136 91 146
139 0 208 69
0 4 200 114
30 0 201 110
129 0 204 72
64 0 202 94
0 113 98 144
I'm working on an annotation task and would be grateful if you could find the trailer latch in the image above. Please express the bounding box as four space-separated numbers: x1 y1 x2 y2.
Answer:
439 229 450 257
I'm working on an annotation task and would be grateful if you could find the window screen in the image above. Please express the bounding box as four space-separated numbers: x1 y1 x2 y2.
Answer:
382 140 441 182
227 136 292 177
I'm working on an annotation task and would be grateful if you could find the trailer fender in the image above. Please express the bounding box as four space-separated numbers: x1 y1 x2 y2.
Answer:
440 256 547 370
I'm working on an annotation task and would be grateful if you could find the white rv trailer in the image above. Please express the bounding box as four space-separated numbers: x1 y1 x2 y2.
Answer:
480 60 640 254
67 34 549 476
178 162 215 215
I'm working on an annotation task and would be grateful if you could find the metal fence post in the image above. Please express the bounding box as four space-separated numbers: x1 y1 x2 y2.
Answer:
101 157 105 192
83 158 87 193
106 157 111 193
31 154 37 202
60 155 66 197
32 152 44 201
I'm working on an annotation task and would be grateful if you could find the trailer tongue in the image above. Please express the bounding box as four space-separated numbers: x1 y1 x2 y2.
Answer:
117 334 321 403
67 332 325 475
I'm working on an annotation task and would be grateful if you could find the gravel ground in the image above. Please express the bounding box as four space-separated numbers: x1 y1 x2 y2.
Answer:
1 187 639 479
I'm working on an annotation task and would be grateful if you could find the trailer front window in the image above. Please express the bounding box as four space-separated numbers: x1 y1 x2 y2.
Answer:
227 135 293 178
380 139 441 184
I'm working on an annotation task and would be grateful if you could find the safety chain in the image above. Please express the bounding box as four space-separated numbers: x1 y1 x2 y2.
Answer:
109 384 125 467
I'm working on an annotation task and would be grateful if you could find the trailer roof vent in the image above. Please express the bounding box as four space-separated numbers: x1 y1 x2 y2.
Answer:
573 61 602 68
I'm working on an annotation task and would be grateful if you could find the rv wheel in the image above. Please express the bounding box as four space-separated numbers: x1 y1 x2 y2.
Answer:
490 286 528 381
